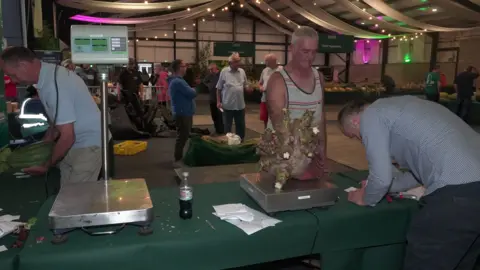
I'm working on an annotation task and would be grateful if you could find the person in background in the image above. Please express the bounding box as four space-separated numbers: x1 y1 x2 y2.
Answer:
216 52 253 140
454 66 479 123
425 65 441 102
203 63 223 135
1 46 103 184
259 54 282 129
338 96 480 270
440 72 447 88
381 74 395 94
118 58 144 102
4 74 17 102
168 59 196 167
266 26 327 179
140 68 150 86
75 64 99 88
61 59 75 72
184 64 195 87
151 64 169 106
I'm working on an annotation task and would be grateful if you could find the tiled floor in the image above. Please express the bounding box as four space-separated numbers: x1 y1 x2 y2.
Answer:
192 95 368 170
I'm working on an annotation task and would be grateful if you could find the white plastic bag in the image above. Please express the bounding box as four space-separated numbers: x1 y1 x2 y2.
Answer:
226 133 241 145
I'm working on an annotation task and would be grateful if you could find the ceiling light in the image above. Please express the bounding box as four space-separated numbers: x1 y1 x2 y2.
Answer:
361 22 365 25
144 1 148 3
202 18 206 22
297 25 301 28
164 33 167 37
136 39 139 42
146 38 148 40
362 8 366 11
127 40 129 43
354 40 357 43
381 29 385 33
313 2 317 5
392 37 396 40
187 8 191 11
193 23 196 26
225 6 228 10
277 14 280 17
379 40 382 43
420 32 423 35
369 17 372 20
366 40 370 43
410 37 414 40
432 8 437 12
207 8 211 11
183 27 186 30
212 13 215 16
167 5 171 9
267 8 270 11
231 2 234 5
287 20 290 23
374 24 378 27
174 31 176 34
240 4 244 7
423 29 427 31
154 36 157 38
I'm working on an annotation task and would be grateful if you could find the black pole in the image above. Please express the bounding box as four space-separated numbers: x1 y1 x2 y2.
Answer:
133 31 137 60
173 24 177 59
195 19 199 63
232 11 236 41
252 19 256 65
429 32 439 71
284 35 289 65
380 39 389 79
324 53 330 66
345 53 351 83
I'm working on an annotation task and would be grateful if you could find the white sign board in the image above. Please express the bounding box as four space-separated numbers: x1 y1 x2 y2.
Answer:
70 25 129 65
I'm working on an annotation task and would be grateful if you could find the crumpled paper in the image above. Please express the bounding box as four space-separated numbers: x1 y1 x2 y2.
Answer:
213 203 281 235
0 213 24 240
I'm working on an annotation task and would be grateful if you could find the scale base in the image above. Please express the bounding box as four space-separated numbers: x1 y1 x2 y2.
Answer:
48 178 154 241
240 173 339 214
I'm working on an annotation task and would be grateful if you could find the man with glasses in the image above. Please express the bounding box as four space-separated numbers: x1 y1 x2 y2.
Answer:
216 52 253 140
203 63 223 135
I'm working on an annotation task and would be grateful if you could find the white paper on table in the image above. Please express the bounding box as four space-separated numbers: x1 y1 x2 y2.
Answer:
215 212 254 222
0 215 20 222
213 204 248 216
344 187 358 193
0 221 23 239
213 204 281 235
0 246 7 253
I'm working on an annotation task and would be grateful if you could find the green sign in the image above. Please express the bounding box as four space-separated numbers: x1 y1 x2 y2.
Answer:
318 34 355 53
213 42 255 57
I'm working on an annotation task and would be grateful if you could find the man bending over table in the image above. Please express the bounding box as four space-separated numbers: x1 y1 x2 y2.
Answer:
266 26 327 178
337 95 480 270
1 47 103 184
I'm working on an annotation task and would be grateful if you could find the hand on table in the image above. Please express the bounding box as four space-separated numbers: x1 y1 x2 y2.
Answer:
22 165 48 176
348 183 366 206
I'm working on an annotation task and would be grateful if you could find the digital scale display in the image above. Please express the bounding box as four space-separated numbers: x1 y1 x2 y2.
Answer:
73 37 126 53
71 25 129 64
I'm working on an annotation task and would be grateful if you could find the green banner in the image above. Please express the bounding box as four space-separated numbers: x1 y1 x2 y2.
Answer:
213 42 255 57
318 34 355 53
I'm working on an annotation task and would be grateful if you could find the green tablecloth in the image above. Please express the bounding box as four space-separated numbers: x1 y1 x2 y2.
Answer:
0 169 60 270
18 181 318 270
318 172 417 270
439 99 480 125
18 174 417 270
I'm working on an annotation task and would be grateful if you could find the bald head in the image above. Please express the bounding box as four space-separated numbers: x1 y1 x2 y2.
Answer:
265 54 278 68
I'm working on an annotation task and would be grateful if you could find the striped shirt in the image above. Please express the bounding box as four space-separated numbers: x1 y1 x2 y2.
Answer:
267 67 324 178
361 95 480 205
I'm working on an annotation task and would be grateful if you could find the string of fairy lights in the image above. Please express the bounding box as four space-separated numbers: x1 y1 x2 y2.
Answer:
132 0 431 44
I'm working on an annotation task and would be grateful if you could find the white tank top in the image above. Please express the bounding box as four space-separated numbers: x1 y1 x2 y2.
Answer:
267 67 323 129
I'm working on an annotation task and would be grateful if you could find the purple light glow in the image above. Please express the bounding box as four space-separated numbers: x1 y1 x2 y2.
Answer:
70 15 151 24
377 16 383 20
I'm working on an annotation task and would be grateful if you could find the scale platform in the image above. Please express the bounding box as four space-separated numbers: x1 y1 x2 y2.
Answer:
240 173 339 214
49 179 153 230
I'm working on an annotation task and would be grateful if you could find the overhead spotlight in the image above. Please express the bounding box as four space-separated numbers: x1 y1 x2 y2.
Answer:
164 33 167 37
297 25 301 28
313 2 317 5
231 2 234 5
154 36 157 38
354 40 357 43
388 33 391 37
127 40 130 43
136 39 139 42
392 37 396 40
183 27 186 30
240 4 244 7
374 24 378 27
167 5 171 9
146 38 148 40
361 22 365 25
381 29 385 33
202 18 206 22
423 29 427 31
366 40 370 43
212 13 215 17
267 8 270 11
187 8 191 11
256 0 260 3
420 32 423 35
225 7 228 10
362 8 366 11
432 8 437 12
207 8 211 12
174 31 177 34
379 40 382 43
287 20 290 23
193 23 196 26
369 17 372 20
277 14 280 17
144 1 148 3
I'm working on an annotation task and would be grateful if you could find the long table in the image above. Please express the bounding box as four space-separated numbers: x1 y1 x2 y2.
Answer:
0 169 60 270
17 173 418 270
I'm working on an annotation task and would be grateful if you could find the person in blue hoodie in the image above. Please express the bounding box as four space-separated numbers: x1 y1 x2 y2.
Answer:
168 59 196 167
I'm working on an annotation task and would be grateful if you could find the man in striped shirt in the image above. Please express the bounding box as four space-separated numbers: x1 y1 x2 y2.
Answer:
338 95 480 270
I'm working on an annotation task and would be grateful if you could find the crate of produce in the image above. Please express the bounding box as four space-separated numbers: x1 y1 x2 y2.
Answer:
114 141 147 156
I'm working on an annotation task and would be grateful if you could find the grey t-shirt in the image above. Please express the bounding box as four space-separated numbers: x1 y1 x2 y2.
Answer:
216 67 247 110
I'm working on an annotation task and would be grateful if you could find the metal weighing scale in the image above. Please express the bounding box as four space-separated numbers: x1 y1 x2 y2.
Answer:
240 172 339 214
49 25 154 244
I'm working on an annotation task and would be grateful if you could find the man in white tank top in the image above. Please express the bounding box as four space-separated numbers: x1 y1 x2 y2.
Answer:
266 26 327 179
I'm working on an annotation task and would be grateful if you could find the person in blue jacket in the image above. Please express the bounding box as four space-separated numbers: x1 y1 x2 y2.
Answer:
168 59 196 167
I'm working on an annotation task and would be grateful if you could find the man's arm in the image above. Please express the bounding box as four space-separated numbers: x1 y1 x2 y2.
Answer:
174 80 197 99
361 111 393 206
390 165 420 193
216 70 225 105
318 71 327 159
258 70 265 91
266 72 287 132
45 123 75 167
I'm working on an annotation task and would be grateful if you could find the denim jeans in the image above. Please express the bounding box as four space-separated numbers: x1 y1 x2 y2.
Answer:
223 109 245 140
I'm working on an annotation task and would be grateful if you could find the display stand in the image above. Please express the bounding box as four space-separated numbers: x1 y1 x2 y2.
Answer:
48 25 154 244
